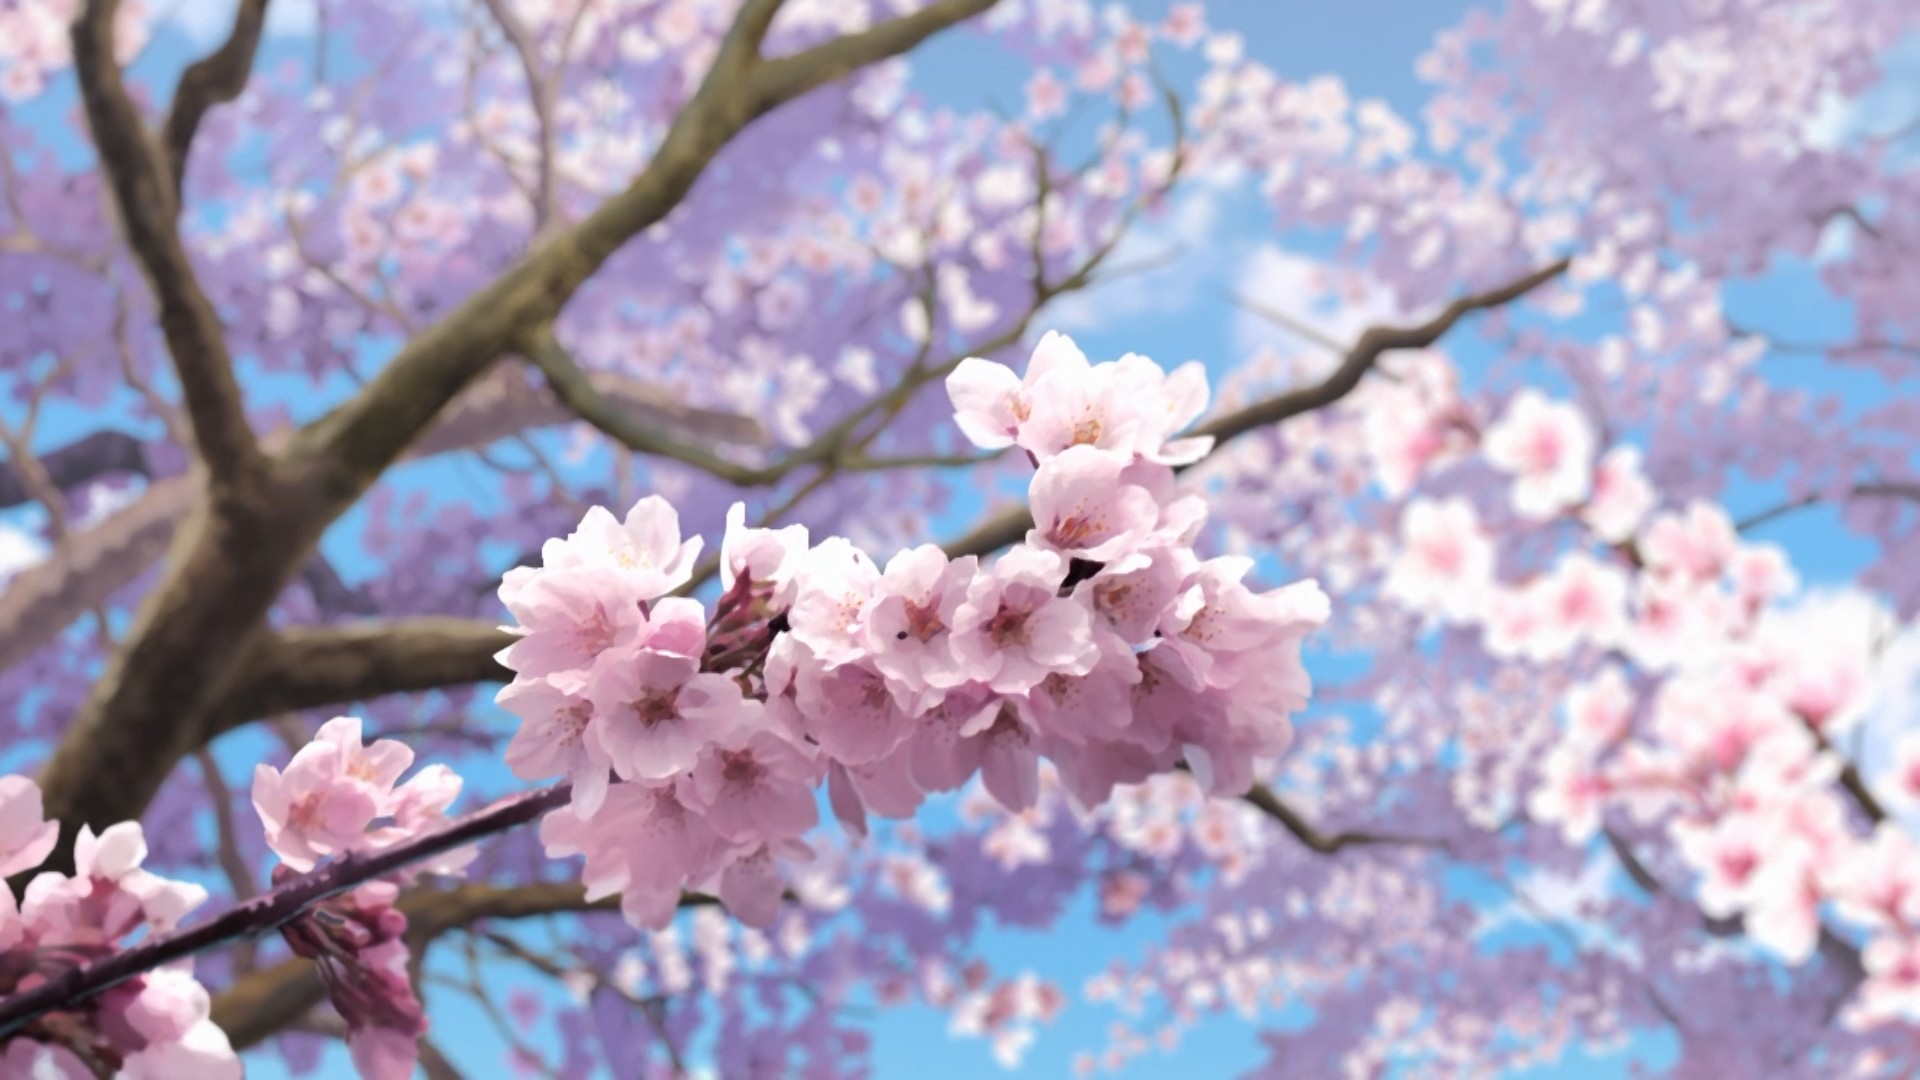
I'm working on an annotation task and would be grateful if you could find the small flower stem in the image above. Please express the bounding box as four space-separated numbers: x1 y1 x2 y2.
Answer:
0 783 571 1038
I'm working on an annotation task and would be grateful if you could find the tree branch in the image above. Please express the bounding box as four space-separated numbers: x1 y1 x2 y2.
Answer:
519 326 780 486
0 429 151 510
27 0 996 869
1734 481 1920 533
285 0 990 503
160 0 271 199
1238 780 1443 854
210 618 515 738
0 783 572 1038
70 0 267 493
211 883 716 1049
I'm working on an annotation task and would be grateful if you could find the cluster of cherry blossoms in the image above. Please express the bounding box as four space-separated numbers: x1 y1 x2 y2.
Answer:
1342 378 1920 1031
0 775 237 1078
494 331 1329 932
251 717 474 1079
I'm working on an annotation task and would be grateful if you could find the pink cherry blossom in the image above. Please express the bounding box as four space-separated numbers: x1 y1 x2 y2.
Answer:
1580 445 1655 543
1526 551 1630 659
864 544 977 696
1482 389 1595 519
719 500 809 612
1026 445 1162 566
1638 501 1738 583
587 646 760 782
683 728 821 842
950 547 1100 694
0 774 58 878
786 536 883 666
1527 745 1610 843
538 495 703 600
495 565 648 678
1382 496 1494 622
1155 557 1329 694
497 672 617 818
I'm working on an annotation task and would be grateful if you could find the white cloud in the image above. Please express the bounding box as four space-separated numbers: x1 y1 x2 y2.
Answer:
1229 244 1401 381
161 0 322 46
1473 854 1643 963
1044 178 1235 335
0 520 48 585
1803 30 1920 156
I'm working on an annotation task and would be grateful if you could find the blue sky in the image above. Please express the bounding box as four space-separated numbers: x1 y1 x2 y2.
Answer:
6 0 1918 1076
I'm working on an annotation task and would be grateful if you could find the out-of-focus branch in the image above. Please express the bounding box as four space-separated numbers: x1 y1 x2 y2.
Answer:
1239 780 1444 854
210 618 515 737
0 429 150 509
519 326 783 486
1734 481 1920 533
941 258 1574 558
70 0 268 493
0 375 758 677
160 0 271 198
477 0 560 233
285 0 995 504
1604 828 1864 1006
211 884 717 1049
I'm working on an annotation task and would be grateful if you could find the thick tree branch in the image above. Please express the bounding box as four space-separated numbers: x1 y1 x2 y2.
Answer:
942 258 1574 558
210 618 515 737
70 0 267 493
285 0 991 504
160 0 271 198
0 373 759 652
28 0 995 873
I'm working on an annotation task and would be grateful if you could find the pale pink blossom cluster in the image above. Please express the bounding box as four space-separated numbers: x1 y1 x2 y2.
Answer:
1358 376 1920 1026
249 717 475 1079
497 331 1329 932
252 716 471 876
0 775 239 1078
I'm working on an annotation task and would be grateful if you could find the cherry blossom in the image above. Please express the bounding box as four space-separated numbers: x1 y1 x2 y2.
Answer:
1481 390 1595 518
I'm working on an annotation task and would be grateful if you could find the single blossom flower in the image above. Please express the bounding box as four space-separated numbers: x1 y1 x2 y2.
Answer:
1026 445 1162 567
1482 389 1595 519
1382 496 1494 622
950 547 1100 694
864 544 977 696
537 495 704 600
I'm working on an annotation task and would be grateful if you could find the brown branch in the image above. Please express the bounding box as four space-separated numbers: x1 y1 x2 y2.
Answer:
209 618 515 738
1604 828 1864 1006
0 429 150 509
1238 780 1442 854
1734 481 1920 533
477 0 559 233
519 326 781 486
211 884 717 1049
70 0 267 493
160 0 271 198
283 0 994 504
1193 258 1572 446
0 784 572 1038
0 373 758 679
31 0 994 880
941 258 1573 558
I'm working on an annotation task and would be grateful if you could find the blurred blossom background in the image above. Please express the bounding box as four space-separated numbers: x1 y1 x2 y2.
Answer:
5 0 1920 1075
